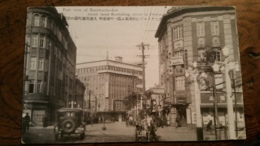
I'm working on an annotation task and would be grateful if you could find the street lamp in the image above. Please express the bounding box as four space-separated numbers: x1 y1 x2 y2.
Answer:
185 61 206 141
212 46 239 139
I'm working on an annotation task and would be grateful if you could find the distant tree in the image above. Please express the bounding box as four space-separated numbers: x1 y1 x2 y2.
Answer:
144 90 153 100
123 92 138 111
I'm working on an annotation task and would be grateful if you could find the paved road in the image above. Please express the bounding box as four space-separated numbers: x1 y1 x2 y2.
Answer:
22 122 245 144
22 122 135 144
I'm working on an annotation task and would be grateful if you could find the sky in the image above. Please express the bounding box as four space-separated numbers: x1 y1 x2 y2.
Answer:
56 6 171 89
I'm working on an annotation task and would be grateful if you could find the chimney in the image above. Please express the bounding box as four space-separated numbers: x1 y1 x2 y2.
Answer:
115 56 123 62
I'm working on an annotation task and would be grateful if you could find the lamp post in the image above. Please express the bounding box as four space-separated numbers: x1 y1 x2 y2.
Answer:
211 62 224 140
212 46 238 139
185 61 206 141
223 46 239 139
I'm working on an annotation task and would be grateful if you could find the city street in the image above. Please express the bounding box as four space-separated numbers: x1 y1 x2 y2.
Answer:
22 121 245 144
22 121 223 144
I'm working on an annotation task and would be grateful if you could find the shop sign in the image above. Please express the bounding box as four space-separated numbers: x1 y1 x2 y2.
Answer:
174 40 183 48
176 97 186 104
192 112 196 124
170 56 184 66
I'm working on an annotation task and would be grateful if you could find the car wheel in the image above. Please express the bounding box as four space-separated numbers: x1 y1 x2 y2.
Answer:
80 132 85 140
55 133 59 140
53 124 59 141
62 119 76 133
61 131 64 139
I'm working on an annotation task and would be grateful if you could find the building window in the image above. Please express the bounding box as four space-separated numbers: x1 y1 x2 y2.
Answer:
25 35 30 45
41 15 47 27
57 28 62 42
64 41 68 50
173 25 183 41
196 22 205 37
26 14 29 26
211 21 219 36
33 14 40 26
32 35 38 47
39 36 46 48
37 81 42 92
197 38 205 48
38 59 44 70
175 76 185 91
30 57 36 70
29 83 34 93
44 60 48 71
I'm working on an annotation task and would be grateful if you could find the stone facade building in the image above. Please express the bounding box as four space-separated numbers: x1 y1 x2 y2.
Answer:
23 7 83 125
76 57 143 121
155 7 244 127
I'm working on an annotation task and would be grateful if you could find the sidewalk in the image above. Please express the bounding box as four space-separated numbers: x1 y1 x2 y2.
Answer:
29 125 54 129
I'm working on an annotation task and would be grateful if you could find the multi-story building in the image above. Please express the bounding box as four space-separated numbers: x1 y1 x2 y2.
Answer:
155 6 244 127
75 78 86 108
76 56 143 121
23 7 79 125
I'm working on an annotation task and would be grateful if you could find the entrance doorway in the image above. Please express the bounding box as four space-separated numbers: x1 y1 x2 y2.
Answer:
32 110 45 125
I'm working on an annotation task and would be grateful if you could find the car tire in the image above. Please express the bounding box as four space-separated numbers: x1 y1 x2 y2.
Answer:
80 132 85 140
62 119 76 133
55 133 59 140
53 124 59 141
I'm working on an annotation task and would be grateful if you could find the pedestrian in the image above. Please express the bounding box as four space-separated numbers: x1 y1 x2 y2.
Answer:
22 116 27 133
42 116 48 129
166 114 170 126
91 115 93 126
24 113 30 131
206 120 212 131
175 117 181 127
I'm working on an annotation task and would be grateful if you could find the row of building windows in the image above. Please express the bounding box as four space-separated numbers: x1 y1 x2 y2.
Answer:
30 57 46 70
173 21 220 41
79 74 106 82
32 14 47 27
26 34 68 55
28 13 68 50
77 66 142 75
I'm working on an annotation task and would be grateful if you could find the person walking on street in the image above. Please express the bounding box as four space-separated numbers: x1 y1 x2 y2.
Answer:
42 116 48 129
176 116 181 127
24 113 30 131
206 120 213 131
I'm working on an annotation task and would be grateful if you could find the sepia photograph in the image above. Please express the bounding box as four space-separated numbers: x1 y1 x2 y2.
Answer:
21 6 246 144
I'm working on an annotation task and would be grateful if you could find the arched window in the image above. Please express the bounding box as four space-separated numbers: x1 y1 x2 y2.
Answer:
33 14 40 26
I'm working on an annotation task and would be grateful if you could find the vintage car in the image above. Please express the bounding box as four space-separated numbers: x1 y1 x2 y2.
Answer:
53 108 86 140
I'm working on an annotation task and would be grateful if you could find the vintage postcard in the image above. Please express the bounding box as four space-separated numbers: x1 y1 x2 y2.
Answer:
21 6 246 144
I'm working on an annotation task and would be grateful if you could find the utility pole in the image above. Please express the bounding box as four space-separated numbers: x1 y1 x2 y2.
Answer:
137 42 149 109
89 90 91 110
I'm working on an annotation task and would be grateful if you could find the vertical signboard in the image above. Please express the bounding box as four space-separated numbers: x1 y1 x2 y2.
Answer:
192 112 197 124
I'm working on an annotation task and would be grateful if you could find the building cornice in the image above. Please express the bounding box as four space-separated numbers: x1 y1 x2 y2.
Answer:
77 59 142 68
